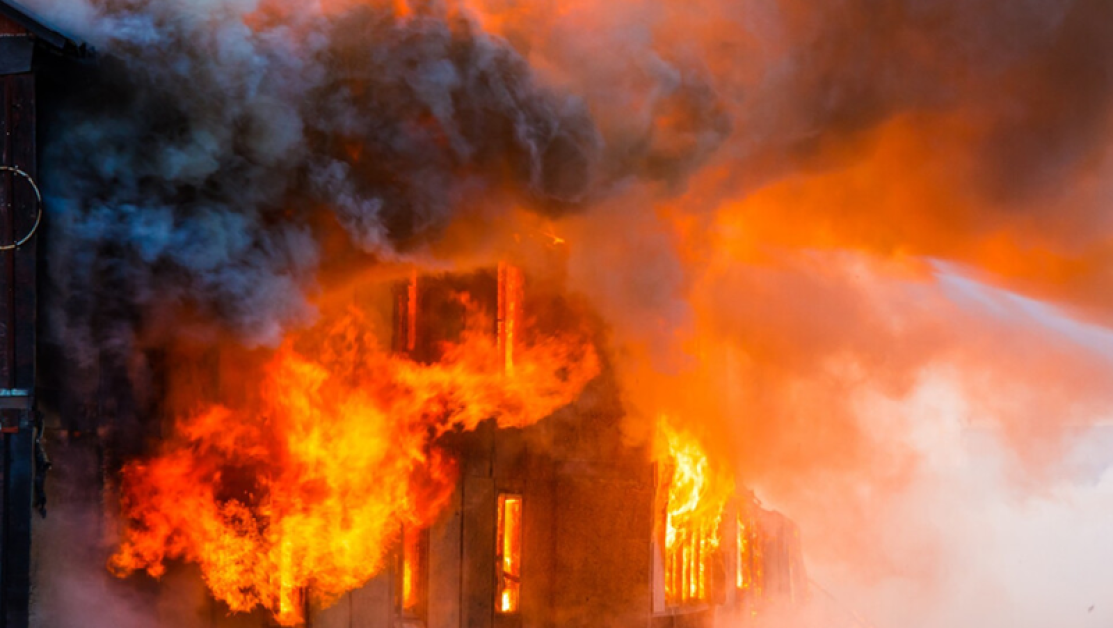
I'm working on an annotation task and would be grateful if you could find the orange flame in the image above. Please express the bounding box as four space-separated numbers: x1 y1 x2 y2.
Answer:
657 415 734 605
496 493 522 613
109 301 598 626
399 524 423 613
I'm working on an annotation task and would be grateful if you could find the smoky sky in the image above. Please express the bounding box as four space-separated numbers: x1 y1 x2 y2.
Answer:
18 1 1113 626
584 0 1113 215
36 0 1113 369
40 1 607 367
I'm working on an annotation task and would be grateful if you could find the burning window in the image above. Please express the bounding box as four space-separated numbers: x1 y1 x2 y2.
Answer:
395 523 427 621
656 462 716 607
496 493 523 614
653 417 731 610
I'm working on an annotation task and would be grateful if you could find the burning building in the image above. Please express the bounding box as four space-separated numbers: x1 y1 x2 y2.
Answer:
0 2 821 627
1 0 1111 626
51 262 806 628
6 1 1111 627
372 266 810 628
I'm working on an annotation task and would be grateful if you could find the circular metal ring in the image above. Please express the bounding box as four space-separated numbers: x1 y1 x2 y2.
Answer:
0 166 42 251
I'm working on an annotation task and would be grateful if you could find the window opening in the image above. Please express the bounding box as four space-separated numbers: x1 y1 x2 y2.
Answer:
496 493 523 614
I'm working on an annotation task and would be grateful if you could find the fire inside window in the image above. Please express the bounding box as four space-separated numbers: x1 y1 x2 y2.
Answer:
496 493 523 614
655 462 717 608
664 508 711 605
396 523 427 619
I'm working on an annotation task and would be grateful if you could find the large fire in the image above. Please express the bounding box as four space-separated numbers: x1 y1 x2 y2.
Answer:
108 296 598 625
656 415 734 606
24 0 1113 626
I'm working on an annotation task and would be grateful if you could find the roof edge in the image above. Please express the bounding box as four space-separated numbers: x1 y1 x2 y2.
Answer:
0 0 94 60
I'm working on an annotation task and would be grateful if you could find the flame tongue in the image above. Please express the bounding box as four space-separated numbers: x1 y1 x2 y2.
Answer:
109 306 598 625
657 415 733 605
658 415 732 546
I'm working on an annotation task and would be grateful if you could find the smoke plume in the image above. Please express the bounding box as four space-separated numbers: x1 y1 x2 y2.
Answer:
21 0 1113 627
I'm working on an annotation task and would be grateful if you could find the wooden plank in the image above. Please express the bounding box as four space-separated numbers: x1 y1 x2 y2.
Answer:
350 573 391 628
311 593 351 628
461 423 493 479
428 475 462 628
514 478 553 628
460 476 494 628
549 477 653 628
